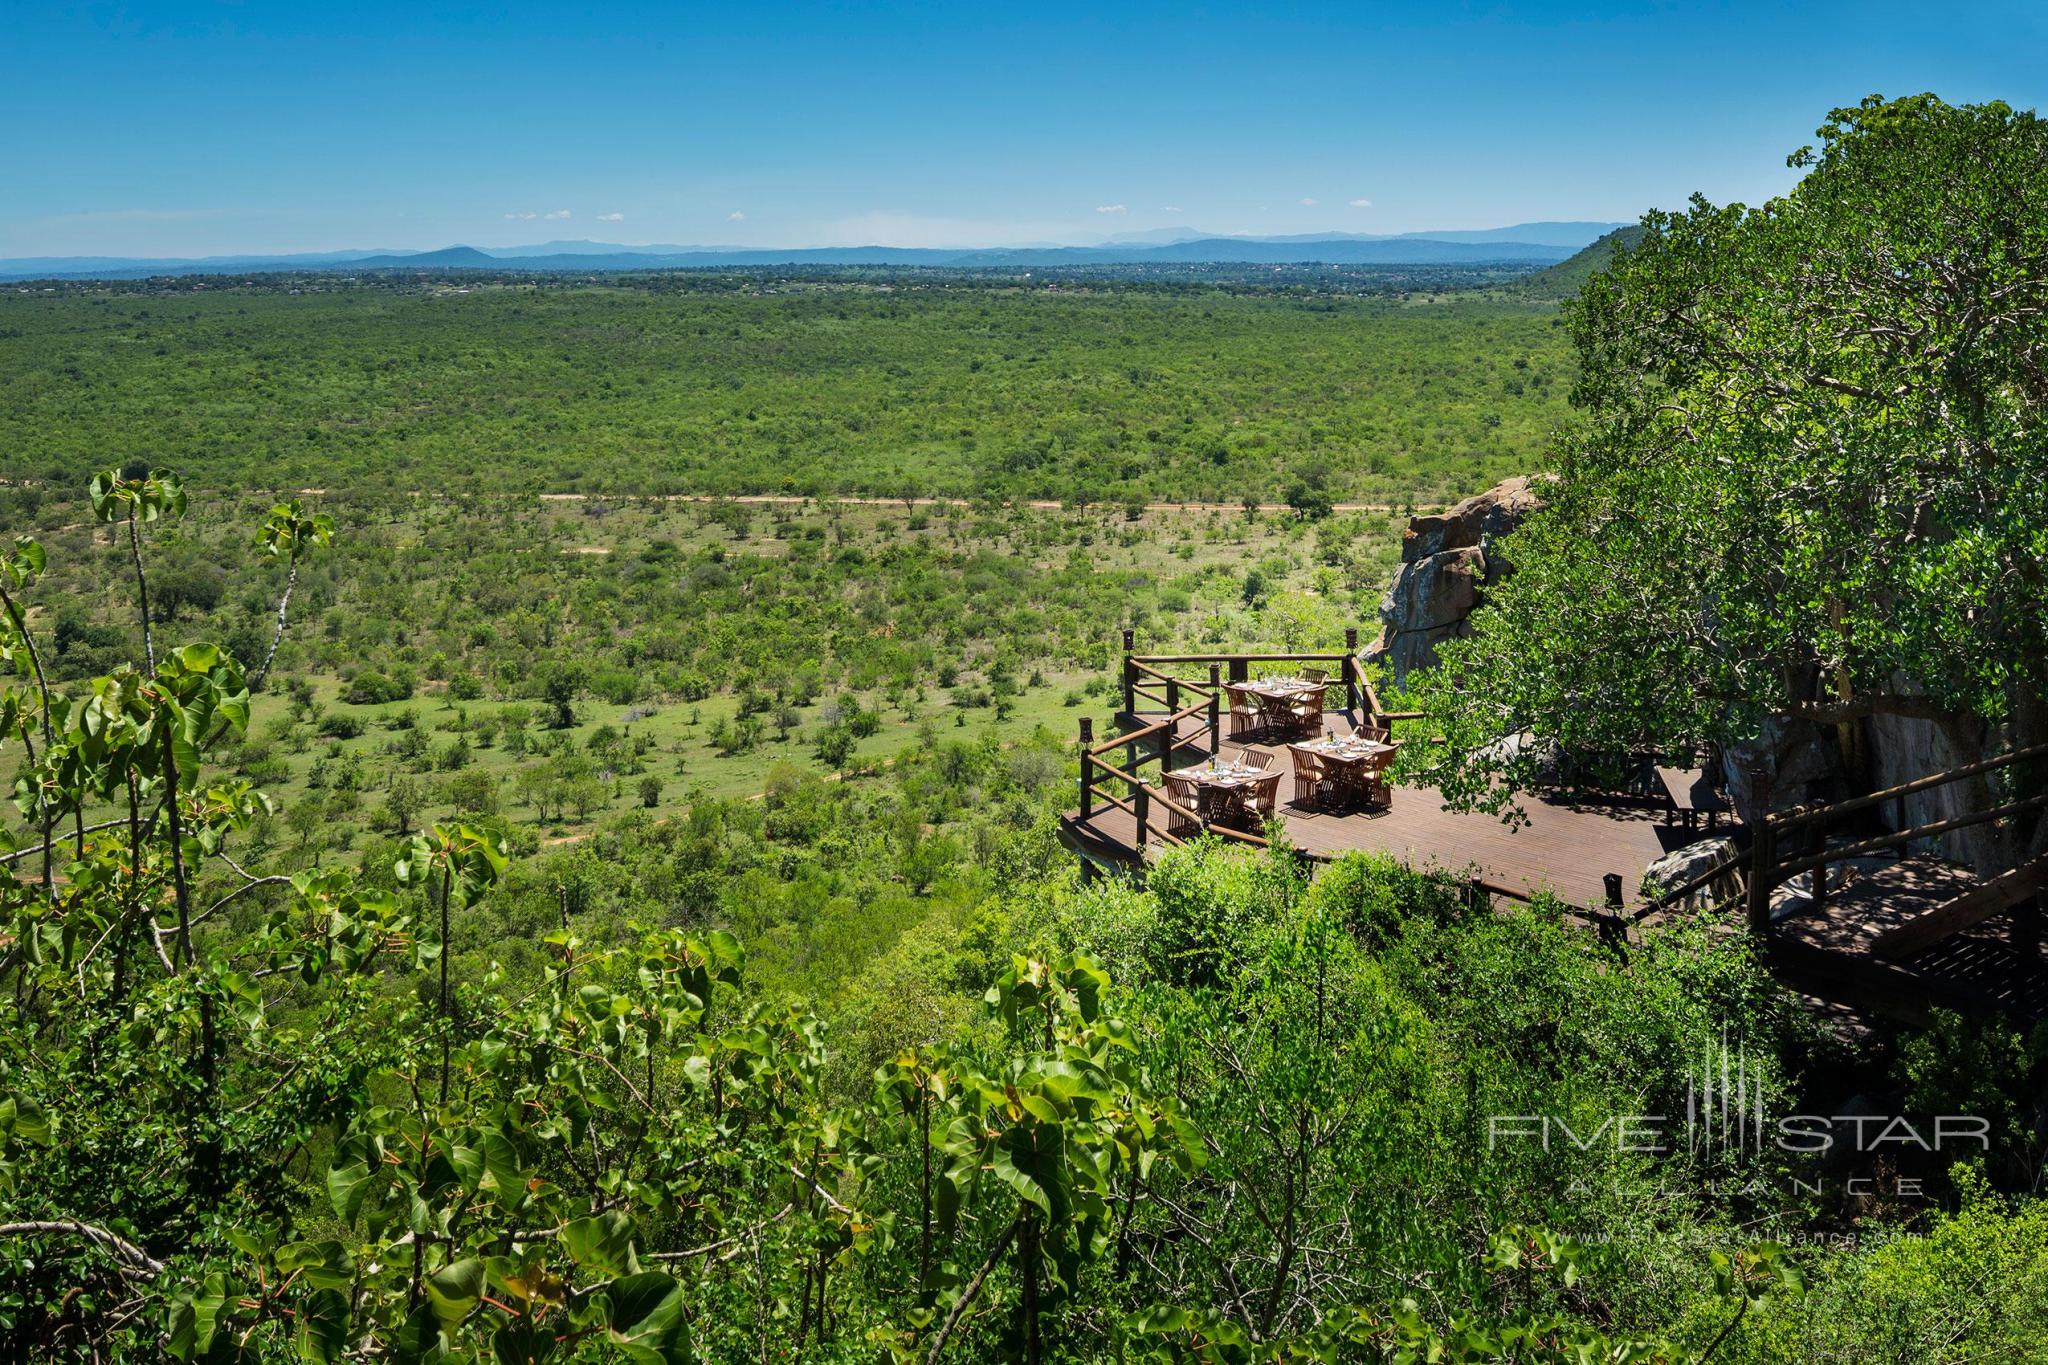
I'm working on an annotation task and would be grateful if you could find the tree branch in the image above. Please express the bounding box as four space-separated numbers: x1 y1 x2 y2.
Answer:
926 1216 1018 1363
0 1221 166 1278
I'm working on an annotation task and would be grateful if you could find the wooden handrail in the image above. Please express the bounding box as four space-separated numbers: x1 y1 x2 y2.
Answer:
1083 785 1189 848
1086 769 1205 829
1769 792 2048 882
1128 651 1350 666
1768 740 2048 831
1087 698 1209 756
1084 753 1267 848
1129 657 1218 699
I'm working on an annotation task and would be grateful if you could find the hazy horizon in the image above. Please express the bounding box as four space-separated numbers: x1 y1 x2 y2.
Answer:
9 1 2041 258
0 219 1635 267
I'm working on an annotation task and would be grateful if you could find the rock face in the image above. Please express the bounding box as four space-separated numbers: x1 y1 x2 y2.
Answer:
1720 707 2012 872
1866 710 2014 872
1641 836 1743 911
1366 475 1546 687
1366 474 2032 876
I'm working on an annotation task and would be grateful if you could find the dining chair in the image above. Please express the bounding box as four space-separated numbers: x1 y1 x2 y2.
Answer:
1162 774 1203 837
1301 666 1329 684
1289 746 1335 807
1362 741 1402 808
1284 688 1323 736
1225 747 1272 771
1244 772 1282 823
1225 683 1263 737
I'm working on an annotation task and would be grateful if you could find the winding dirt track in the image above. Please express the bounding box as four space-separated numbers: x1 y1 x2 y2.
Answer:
534 492 1428 514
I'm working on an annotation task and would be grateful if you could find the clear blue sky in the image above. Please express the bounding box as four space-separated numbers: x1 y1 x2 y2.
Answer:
7 0 2041 258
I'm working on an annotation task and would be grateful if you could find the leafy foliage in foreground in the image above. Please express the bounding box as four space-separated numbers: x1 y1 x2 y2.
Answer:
0 486 1841 1361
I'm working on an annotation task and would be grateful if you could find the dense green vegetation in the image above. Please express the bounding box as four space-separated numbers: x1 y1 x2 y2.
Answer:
1511 227 1646 300
6 93 2048 1361
0 484 1404 846
0 276 1570 505
1410 94 2048 826
6 493 2042 1361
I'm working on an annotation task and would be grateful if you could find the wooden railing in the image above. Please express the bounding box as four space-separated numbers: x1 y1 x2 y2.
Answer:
1744 740 2048 930
1076 702 1267 855
1624 742 2048 933
1465 874 1634 953
1117 626 1388 724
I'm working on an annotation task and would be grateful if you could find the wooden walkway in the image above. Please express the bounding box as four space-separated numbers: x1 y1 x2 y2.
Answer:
1773 859 1982 955
1063 710 1708 911
1766 855 2048 1021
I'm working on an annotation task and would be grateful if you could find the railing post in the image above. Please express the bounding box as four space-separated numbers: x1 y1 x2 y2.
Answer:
1467 877 1486 914
1746 818 1776 932
1207 663 1222 756
1598 874 1627 952
1078 717 1094 817
1165 678 1180 769
1121 629 1136 718
1344 627 1360 716
1134 782 1149 851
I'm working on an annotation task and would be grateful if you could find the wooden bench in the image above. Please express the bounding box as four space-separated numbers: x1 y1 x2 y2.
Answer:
1657 765 1729 832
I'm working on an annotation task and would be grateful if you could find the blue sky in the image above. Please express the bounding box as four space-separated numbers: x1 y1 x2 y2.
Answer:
7 0 2041 257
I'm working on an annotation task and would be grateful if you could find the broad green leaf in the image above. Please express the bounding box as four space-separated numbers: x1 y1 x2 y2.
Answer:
425 1257 485 1326
559 1210 637 1277
600 1273 692 1365
295 1287 350 1363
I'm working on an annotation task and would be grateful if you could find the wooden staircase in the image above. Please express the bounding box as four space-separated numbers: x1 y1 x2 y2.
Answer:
1629 742 2048 1023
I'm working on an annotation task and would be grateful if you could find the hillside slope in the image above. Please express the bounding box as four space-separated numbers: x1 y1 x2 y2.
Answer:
1514 225 1646 298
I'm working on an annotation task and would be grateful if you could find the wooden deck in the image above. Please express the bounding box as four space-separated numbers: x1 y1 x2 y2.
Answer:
1063 709 1710 911
1772 858 1982 955
1766 856 2048 1021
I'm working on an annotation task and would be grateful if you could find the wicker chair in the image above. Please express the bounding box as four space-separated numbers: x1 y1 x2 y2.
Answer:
1242 773 1282 824
1282 686 1326 736
1225 747 1273 771
1301 666 1330 684
1360 742 1402 808
1225 683 1263 737
1359 724 1392 744
1289 746 1336 807
1162 774 1203 837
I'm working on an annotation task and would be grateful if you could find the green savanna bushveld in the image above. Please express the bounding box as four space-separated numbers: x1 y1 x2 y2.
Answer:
0 276 1569 505
5 94 2048 1363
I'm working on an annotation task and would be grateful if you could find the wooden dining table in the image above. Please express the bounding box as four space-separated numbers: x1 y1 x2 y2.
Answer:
1237 677 1329 735
1166 757 1283 829
1291 735 1396 804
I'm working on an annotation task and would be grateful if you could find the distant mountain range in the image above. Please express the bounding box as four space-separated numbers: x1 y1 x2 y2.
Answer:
0 221 1631 281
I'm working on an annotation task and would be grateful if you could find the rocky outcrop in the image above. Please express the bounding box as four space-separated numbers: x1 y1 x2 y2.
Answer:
1720 707 2012 872
1366 475 1546 687
1367 474 2031 877
1641 835 1744 910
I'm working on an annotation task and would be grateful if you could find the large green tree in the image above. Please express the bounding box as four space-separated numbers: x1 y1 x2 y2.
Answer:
1409 94 2048 830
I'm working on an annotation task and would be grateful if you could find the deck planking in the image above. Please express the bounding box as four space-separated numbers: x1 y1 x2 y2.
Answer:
1772 858 1981 955
1066 710 1706 910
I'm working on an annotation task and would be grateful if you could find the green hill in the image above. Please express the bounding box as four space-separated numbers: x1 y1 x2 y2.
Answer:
1514 224 1646 298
